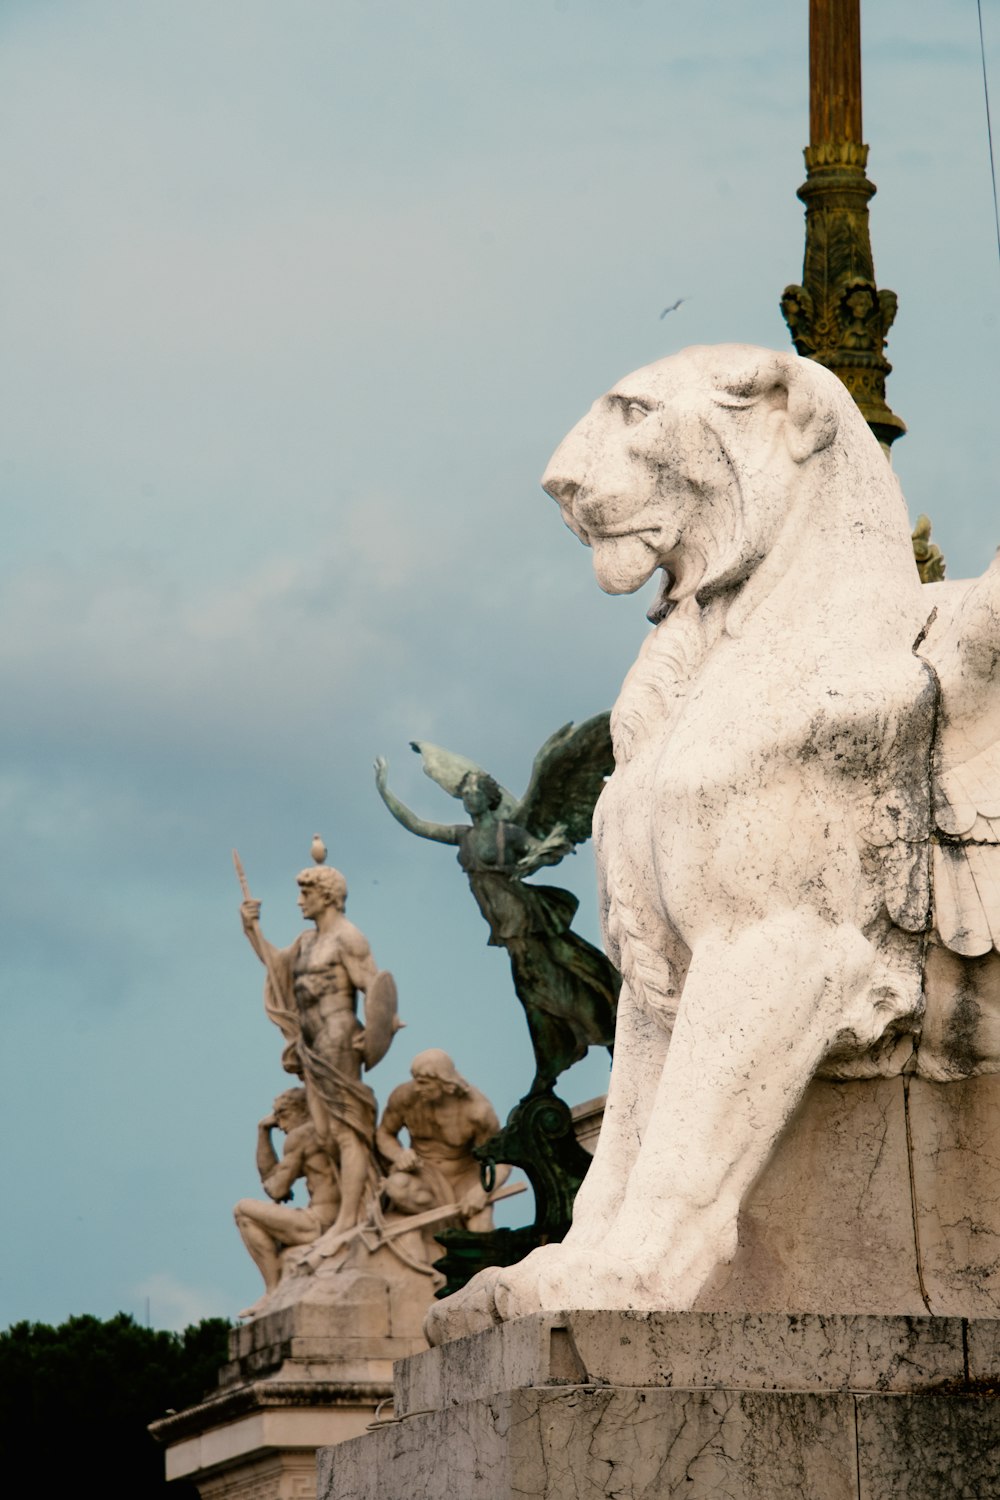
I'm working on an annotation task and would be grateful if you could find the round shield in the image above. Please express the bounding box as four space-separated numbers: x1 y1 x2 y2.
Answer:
363 970 402 1070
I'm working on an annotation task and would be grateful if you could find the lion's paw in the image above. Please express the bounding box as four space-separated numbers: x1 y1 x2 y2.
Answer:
493 1242 660 1319
423 1265 505 1347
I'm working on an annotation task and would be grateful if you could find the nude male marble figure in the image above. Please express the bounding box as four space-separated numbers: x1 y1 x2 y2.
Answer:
241 862 398 1237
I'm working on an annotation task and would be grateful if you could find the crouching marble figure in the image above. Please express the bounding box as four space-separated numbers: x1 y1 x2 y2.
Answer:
426 342 1000 1344
377 1049 510 1232
234 1087 339 1318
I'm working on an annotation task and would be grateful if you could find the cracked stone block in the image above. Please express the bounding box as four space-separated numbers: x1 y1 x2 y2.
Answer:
563 1310 966 1395
967 1319 1000 1382
394 1311 969 1413
395 1313 554 1417
696 1077 926 1315
319 1387 858 1500
856 1392 1000 1499
908 1074 1000 1317
334 1312 1000 1498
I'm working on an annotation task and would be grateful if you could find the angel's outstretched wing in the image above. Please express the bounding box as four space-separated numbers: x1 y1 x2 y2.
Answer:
513 713 614 846
918 556 1000 956
409 739 518 819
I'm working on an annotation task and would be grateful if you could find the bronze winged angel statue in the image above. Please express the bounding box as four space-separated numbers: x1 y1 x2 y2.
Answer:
375 716 620 1092
425 343 1000 1344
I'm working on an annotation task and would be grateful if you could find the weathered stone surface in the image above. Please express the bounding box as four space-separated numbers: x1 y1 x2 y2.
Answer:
395 1311 968 1415
909 1073 1000 1317
856 1392 1000 1499
564 1310 966 1396
320 1387 859 1500
571 1076 1000 1323
967 1316 1000 1381
323 1311 1000 1499
225 1278 391 1375
394 1313 556 1419
697 1076 925 1315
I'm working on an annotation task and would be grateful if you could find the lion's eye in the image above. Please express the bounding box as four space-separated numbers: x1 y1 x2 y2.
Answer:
615 397 652 426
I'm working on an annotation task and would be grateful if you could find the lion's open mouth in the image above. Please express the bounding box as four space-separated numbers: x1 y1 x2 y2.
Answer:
646 568 676 625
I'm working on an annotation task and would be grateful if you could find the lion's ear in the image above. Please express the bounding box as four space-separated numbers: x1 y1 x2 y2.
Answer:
713 351 839 464
780 356 839 463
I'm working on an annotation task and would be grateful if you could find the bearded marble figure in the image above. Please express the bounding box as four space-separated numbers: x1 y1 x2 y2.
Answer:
426 342 1000 1344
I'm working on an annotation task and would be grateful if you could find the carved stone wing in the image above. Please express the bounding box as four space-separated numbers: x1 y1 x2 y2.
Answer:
513 713 614 845
918 557 1000 956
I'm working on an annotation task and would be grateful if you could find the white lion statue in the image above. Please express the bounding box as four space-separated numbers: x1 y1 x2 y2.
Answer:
426 343 1000 1344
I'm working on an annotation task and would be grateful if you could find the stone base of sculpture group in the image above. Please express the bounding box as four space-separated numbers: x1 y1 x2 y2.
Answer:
151 1265 430 1500
318 1308 1000 1499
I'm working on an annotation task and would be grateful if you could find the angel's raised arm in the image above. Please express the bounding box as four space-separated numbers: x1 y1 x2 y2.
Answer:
374 757 463 845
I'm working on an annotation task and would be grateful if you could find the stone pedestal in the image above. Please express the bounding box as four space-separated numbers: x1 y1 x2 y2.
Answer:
577 1074 1000 1321
151 1270 428 1499
316 1074 1000 1497
318 1309 1000 1499
695 1072 1000 1317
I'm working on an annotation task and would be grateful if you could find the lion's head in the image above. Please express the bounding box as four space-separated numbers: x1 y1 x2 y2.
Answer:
540 344 867 606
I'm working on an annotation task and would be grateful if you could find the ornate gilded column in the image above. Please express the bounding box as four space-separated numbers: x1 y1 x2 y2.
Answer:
782 0 905 449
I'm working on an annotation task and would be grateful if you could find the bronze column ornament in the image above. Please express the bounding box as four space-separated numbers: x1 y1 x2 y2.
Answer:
782 0 905 449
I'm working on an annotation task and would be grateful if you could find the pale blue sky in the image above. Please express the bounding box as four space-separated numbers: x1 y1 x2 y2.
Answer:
2 0 998 1329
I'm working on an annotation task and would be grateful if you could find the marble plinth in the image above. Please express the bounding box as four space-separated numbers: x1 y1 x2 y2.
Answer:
318 1310 1000 1499
151 1271 427 1500
694 1072 1000 1318
571 1074 1000 1320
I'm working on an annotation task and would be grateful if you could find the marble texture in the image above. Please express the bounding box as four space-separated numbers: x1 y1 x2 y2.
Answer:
568 1075 1000 1321
908 1073 1000 1316
320 1311 1000 1499
426 343 1000 1343
855 1393 1000 1499
693 1076 925 1316
321 1388 859 1500
394 1311 970 1416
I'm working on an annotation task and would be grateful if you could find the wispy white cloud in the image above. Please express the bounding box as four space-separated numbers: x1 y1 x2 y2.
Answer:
133 1273 224 1332
1 0 998 1341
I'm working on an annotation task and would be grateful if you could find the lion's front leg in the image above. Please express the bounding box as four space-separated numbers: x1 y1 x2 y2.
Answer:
424 981 669 1345
495 979 670 1319
562 979 670 1247
595 912 880 1307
